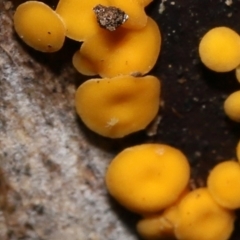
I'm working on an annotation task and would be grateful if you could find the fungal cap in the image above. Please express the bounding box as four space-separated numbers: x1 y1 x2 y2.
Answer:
199 27 240 72
56 0 109 41
207 160 240 209
224 90 240 122
75 75 160 138
72 50 97 76
80 17 161 78
175 188 235 240
14 1 66 52
105 144 190 214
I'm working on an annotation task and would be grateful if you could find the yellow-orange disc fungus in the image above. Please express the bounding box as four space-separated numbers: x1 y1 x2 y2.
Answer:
136 214 176 240
79 17 161 78
175 188 235 240
199 27 240 72
75 75 160 138
235 65 240 83
224 90 240 122
108 0 147 29
105 144 190 214
72 50 98 76
14 1 66 52
236 140 240 162
207 160 240 209
56 0 109 41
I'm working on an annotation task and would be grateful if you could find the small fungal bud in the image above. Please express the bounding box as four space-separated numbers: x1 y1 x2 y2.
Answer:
136 189 189 239
236 141 240 162
199 27 240 72
223 90 240 122
93 4 128 31
235 65 240 83
137 214 175 240
72 50 97 76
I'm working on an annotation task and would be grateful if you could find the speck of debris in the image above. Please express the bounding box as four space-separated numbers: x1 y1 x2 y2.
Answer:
93 4 128 31
146 115 162 137
4 1 12 10
225 0 233 6
131 72 143 77
177 78 187 84
159 0 167 14
193 97 199 102
194 151 202 157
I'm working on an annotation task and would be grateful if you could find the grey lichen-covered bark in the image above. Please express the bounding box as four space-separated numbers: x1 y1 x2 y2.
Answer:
0 2 137 239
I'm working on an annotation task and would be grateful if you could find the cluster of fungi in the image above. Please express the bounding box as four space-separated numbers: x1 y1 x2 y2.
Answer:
12 1 240 239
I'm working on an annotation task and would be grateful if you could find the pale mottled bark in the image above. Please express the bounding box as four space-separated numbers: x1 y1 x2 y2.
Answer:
0 2 137 239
